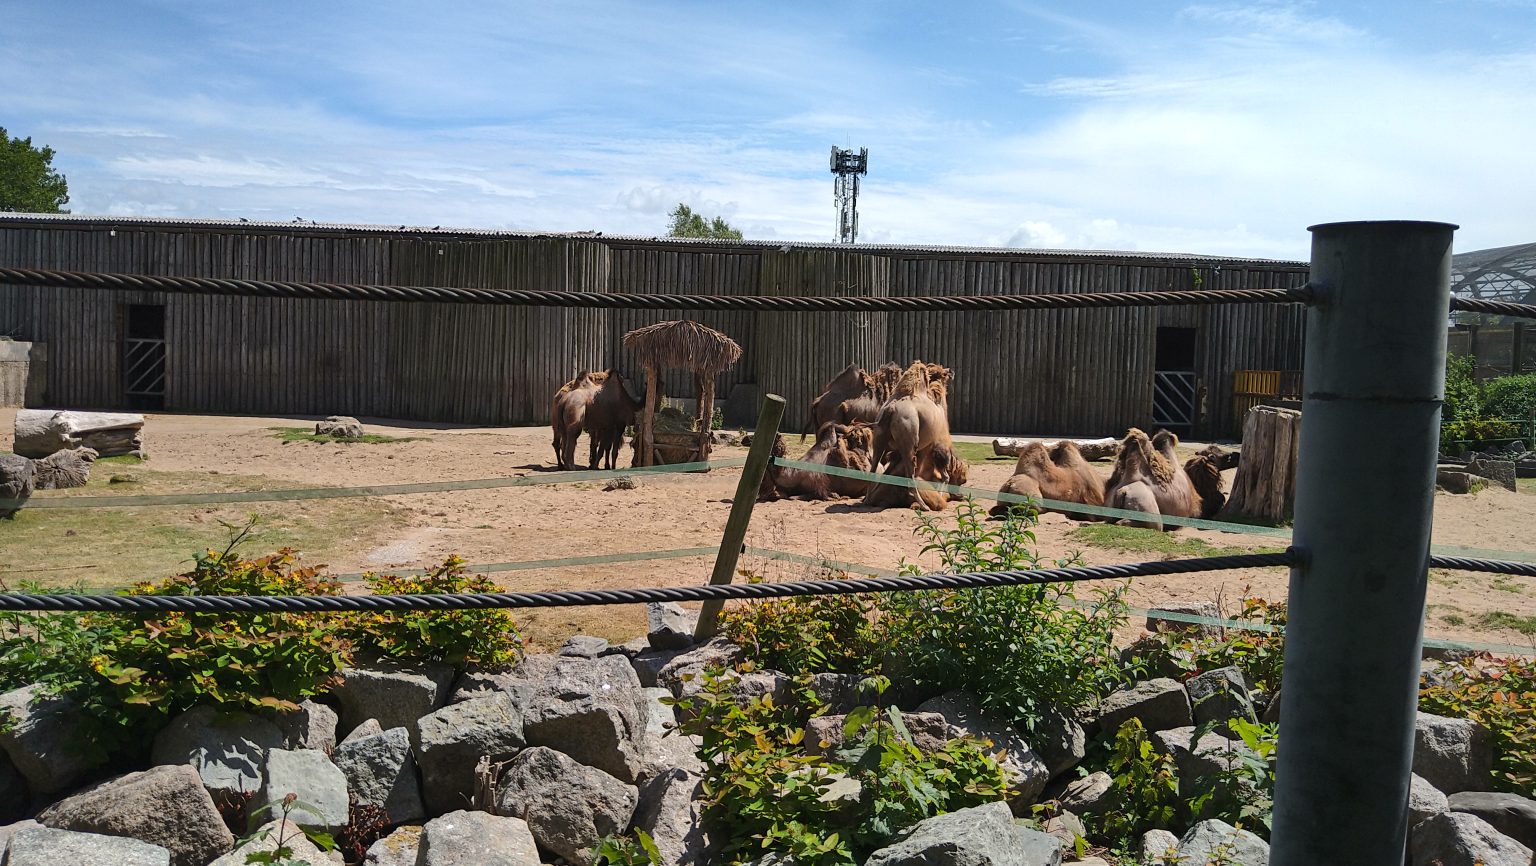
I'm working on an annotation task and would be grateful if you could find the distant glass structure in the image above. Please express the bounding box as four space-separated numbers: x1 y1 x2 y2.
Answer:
1451 242 1536 324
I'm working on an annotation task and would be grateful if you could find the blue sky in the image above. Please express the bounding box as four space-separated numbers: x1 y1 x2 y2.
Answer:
3 0 1533 259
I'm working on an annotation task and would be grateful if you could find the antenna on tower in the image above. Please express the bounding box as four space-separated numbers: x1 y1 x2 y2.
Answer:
830 146 868 244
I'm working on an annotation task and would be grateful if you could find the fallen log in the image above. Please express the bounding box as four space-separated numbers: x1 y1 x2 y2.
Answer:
992 437 1120 461
13 409 145 459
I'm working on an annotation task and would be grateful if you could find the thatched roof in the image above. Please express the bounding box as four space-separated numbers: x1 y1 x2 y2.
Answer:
622 320 742 375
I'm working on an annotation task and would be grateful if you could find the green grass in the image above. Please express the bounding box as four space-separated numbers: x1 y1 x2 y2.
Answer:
96 454 145 465
1477 611 1536 637
1066 523 1283 558
1519 477 1536 495
0 466 406 590
950 441 1017 464
1492 576 1528 594
270 426 424 445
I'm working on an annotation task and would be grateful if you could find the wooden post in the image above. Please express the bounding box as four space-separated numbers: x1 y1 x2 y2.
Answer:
1219 404 1301 524
696 377 715 462
694 393 786 641
637 365 659 468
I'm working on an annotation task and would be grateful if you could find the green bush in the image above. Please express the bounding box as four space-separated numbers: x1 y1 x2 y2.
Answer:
1420 653 1536 792
1079 718 1181 852
720 589 883 676
1443 354 1483 424
350 555 523 668
1125 597 1288 693
1482 373 1536 422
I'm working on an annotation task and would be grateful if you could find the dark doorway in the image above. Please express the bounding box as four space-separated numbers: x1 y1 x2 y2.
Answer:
1153 327 1198 432
122 304 166 410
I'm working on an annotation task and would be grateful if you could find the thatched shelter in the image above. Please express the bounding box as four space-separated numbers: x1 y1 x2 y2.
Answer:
622 320 743 466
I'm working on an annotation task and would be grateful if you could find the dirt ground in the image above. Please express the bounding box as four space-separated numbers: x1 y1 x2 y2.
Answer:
3 409 1534 651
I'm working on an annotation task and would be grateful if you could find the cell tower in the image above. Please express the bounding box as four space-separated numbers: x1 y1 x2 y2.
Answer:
830 146 868 244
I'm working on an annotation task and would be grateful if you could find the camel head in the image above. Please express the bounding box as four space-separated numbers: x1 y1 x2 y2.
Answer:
1151 429 1180 458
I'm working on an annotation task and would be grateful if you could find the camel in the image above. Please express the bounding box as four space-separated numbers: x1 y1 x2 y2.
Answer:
1102 428 1202 530
863 440 969 511
990 440 1107 519
1183 445 1232 519
551 372 604 470
804 362 903 440
759 422 877 502
584 370 643 470
869 361 953 478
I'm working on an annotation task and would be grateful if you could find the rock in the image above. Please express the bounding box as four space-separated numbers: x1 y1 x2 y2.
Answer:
819 773 864 819
733 671 791 704
31 446 97 490
316 415 365 438
1059 771 1114 816
520 655 650 783
1185 666 1257 730
0 685 103 796
1410 773 1451 827
1414 712 1494 794
1151 727 1260 808
809 673 870 715
364 825 423 866
334 661 456 735
602 475 638 491
1043 810 1086 851
1260 688 1282 725
418 809 541 866
207 819 331 866
35 764 233 866
495 747 638 866
656 637 742 698
272 699 339 753
1141 828 1181 864
1175 819 1270 866
560 635 611 658
448 655 560 704
0 752 26 823
633 768 712 866
807 711 956 757
916 692 1050 812
414 693 525 816
864 801 1063 865
1410 811 1533 866
646 602 697 650
1068 859 1111 866
1096 678 1194 735
149 705 285 799
1466 455 1518 492
0 453 35 517
0 820 41 852
334 726 425 824
1448 791 1536 850
1146 601 1222 636
1437 469 1477 494
1033 707 1089 779
341 718 385 746
637 730 706 782
630 647 683 688
2 826 171 866
252 749 350 831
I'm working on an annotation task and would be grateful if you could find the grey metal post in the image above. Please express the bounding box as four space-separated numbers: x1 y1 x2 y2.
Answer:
1270 221 1456 865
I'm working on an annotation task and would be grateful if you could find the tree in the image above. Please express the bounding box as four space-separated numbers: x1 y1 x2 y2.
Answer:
1 128 70 213
666 203 742 240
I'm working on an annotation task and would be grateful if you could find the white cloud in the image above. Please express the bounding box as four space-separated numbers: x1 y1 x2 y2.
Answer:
1007 221 1068 248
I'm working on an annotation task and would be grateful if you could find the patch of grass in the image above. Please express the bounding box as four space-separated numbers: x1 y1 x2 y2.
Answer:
1429 569 1461 587
1492 576 1527 594
949 441 1017 464
1519 477 1536 496
1442 613 1467 627
270 426 424 445
1478 611 1536 637
0 466 406 590
1066 523 1282 558
96 454 145 465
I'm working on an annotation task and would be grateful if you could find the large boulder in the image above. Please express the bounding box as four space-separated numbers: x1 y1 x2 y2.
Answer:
252 749 350 832
315 416 365 438
1413 712 1494 795
808 673 871 715
1151 727 1261 816
1096 678 1193 735
1185 667 1257 730
448 655 560 705
1409 773 1451 828
519 655 650 783
334 726 425 824
0 820 41 853
1032 707 1088 779
0 685 103 796
414 692 526 816
0 752 26 823
341 718 385 746
635 687 704 781
1141 828 1182 864
333 661 456 735
1448 791 1536 850
807 711 956 757
495 746 638 866
646 602 697 650
655 637 743 699
629 647 685 689
560 635 611 659
633 768 712 866
35 764 233 866
272 699 339 753
1175 819 1270 866
864 801 1062 866
1410 811 1533 866
1146 602 1222 637
916 692 1050 812
207 819 333 866
364 825 424 866
1058 771 1114 816
418 809 541 866
3 826 170 866
149 705 285 799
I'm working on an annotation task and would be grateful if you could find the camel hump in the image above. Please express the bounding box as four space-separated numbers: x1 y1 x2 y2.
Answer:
1049 440 1083 465
891 361 931 398
1012 441 1051 474
1152 429 1179 451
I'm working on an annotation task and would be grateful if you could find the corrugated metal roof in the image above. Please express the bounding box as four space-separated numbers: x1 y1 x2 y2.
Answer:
0 211 1309 267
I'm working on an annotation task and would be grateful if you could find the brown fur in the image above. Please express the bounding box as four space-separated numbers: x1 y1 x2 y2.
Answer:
990 441 1107 518
1103 428 1201 530
866 361 956 512
863 440 968 511
551 372 603 470
1183 453 1227 519
584 369 642 470
759 422 877 502
805 364 874 440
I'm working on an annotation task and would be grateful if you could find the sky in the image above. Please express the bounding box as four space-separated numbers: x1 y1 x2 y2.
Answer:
2 0 1533 260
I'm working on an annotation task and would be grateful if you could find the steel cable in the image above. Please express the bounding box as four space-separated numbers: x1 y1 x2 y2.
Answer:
1448 297 1536 320
0 268 1310 312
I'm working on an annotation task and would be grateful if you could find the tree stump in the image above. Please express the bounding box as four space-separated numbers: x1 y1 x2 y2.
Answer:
1220 405 1302 524
33 447 98 491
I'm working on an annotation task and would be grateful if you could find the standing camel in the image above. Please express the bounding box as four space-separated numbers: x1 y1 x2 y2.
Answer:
584 370 643 470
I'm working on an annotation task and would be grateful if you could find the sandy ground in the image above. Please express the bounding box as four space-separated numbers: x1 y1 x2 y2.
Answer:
4 409 1534 650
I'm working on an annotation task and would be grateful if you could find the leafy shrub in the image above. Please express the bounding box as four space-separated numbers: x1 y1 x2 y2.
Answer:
1125 597 1287 693
1443 354 1483 425
1482 373 1536 422
1183 716 1278 838
1079 718 1181 851
1420 653 1536 792
1441 419 1523 451
0 581 122 695
720 588 884 676
350 556 523 668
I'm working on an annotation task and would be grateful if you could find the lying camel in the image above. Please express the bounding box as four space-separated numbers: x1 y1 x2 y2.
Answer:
863 441 969 511
1183 445 1231 519
759 423 877 501
804 362 903 440
990 440 1106 519
1103 428 1202 530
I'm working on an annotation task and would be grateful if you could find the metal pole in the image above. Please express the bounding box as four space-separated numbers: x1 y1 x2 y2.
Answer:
694 393 786 640
1271 221 1456 865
